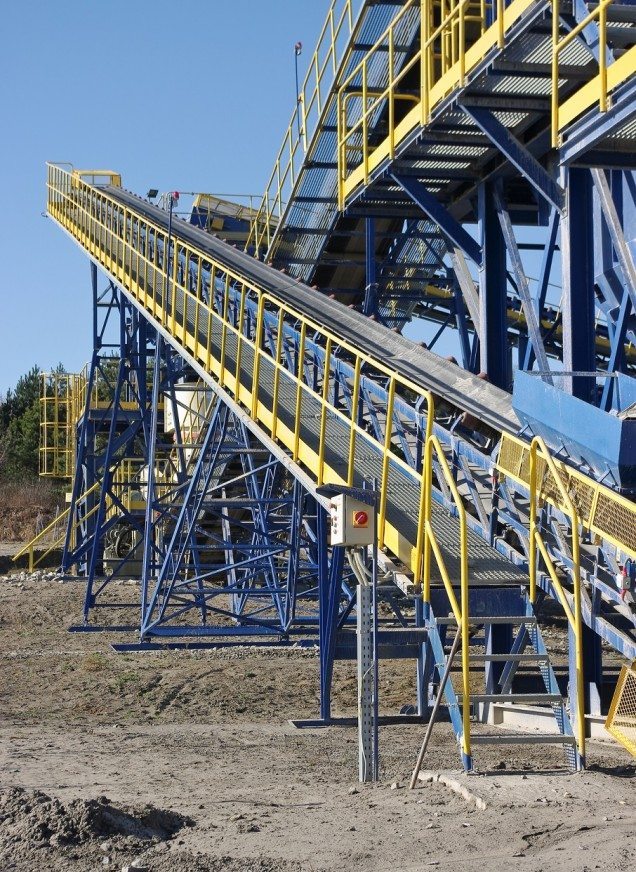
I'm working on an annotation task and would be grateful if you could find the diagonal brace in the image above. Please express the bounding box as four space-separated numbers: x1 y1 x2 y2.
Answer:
493 186 553 383
591 168 636 314
390 173 482 267
461 104 564 213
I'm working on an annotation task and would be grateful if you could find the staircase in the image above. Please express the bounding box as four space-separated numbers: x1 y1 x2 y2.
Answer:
426 588 579 771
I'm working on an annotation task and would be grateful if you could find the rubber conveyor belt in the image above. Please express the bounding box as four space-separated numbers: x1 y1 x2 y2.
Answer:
106 186 519 437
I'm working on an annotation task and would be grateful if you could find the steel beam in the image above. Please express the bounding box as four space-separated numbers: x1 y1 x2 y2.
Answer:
561 168 596 400
493 186 552 381
460 104 564 213
478 181 511 389
390 173 482 267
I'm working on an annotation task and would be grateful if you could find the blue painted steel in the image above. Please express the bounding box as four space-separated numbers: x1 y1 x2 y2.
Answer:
478 181 511 389
461 105 564 212
390 173 482 267
513 370 636 490
561 168 596 401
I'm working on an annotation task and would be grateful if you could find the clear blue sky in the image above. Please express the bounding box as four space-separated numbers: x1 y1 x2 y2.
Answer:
0 0 327 394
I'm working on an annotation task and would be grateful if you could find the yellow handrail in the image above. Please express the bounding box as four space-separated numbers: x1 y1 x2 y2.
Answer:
422 431 472 763
246 0 357 256
551 0 613 146
46 164 439 576
338 0 552 206
12 480 103 572
529 435 585 763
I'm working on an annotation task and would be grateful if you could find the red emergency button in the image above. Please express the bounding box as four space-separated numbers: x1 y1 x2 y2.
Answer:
353 510 369 527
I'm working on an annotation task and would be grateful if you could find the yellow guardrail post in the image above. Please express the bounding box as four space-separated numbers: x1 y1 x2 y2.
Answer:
293 322 307 462
378 377 396 548
423 433 471 766
551 0 561 147
318 338 333 485
529 435 585 766
552 0 613 146
362 61 369 187
413 392 435 590
251 295 265 419
347 357 362 486
219 274 231 387
235 285 247 390
421 0 429 126
271 307 285 442
599 0 608 112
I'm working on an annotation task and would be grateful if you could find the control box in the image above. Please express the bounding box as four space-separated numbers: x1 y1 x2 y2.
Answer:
329 493 375 546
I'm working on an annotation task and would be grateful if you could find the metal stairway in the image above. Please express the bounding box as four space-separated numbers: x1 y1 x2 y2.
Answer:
427 589 579 770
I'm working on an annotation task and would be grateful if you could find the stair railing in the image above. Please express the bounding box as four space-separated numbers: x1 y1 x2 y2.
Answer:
529 434 585 765
12 480 101 572
551 0 613 146
420 427 472 767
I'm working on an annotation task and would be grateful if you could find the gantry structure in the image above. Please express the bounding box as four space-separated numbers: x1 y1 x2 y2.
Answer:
32 1 636 769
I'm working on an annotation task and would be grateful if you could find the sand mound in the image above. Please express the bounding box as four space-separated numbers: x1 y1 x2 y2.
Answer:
0 787 192 851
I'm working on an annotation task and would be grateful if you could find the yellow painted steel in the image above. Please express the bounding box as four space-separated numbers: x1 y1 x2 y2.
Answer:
71 169 121 188
338 0 536 208
40 361 156 481
338 0 632 206
46 164 437 575
497 431 636 561
47 166 633 766
422 430 471 762
551 0 634 144
246 0 357 255
606 661 636 757
12 481 99 572
40 371 82 478
528 436 585 763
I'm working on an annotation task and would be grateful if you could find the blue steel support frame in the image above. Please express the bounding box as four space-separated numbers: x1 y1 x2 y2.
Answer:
136 388 351 642
561 167 596 401
64 271 158 621
461 105 564 213
478 181 511 389
390 173 482 266
363 216 378 316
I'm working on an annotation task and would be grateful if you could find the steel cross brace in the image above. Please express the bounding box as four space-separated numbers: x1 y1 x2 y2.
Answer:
389 173 483 267
460 104 565 213
492 185 553 381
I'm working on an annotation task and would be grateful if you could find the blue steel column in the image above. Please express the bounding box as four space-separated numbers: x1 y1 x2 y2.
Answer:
561 168 595 401
478 182 511 389
318 502 345 722
485 622 513 703
363 217 377 316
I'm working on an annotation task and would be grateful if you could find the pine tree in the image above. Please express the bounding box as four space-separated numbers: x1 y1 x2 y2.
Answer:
0 366 42 480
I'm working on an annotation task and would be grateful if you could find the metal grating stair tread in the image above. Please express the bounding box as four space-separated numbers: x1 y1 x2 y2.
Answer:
470 733 577 745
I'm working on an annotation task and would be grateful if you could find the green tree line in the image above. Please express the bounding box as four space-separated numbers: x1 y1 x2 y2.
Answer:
0 366 41 481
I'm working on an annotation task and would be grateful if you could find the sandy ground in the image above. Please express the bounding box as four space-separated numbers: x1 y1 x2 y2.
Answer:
0 574 634 872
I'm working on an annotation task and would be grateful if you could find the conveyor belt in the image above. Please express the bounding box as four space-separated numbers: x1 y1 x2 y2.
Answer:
106 185 519 436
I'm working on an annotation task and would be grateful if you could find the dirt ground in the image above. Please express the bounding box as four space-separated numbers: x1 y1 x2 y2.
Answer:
0 571 634 872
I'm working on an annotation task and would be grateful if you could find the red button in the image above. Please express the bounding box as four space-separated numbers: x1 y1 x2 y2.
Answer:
353 510 368 527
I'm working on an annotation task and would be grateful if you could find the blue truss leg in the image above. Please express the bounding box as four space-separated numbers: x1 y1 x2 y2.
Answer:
478 181 511 389
318 503 345 722
601 288 631 410
140 332 163 628
493 185 552 381
141 401 228 636
562 167 595 401
523 210 559 371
